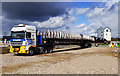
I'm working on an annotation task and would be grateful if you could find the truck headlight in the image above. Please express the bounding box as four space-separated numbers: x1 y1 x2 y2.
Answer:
10 46 13 50
20 46 26 50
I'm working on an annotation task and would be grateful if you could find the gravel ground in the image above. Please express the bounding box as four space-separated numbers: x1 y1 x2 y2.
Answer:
0 43 9 47
1 46 119 74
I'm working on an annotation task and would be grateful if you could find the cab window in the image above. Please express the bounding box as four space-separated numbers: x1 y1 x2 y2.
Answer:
26 32 31 38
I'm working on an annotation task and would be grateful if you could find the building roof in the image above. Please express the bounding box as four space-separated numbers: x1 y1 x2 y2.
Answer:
97 27 104 32
97 27 111 31
104 27 111 31
98 27 103 29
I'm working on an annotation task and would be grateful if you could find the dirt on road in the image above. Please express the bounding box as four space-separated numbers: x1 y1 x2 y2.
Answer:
1 46 119 74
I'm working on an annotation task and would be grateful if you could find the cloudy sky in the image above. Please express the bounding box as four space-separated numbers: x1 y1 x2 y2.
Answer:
0 1 119 38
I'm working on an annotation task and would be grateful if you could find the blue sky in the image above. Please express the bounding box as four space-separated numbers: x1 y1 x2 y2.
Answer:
73 11 90 27
71 2 106 27
1 2 119 38
71 2 105 8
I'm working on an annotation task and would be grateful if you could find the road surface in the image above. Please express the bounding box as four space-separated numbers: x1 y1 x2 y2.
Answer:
1 46 119 74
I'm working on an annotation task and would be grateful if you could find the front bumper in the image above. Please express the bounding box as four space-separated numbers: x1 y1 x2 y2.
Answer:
9 46 29 54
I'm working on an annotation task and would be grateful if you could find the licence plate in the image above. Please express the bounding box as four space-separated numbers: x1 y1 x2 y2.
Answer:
14 52 18 54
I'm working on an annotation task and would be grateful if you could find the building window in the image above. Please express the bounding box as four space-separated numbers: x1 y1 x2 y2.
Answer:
99 28 103 31
106 30 108 32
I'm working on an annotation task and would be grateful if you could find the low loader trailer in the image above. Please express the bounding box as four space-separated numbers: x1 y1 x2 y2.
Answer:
9 24 95 55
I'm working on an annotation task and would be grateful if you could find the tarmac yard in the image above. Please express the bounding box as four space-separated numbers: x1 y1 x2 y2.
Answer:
1 46 119 74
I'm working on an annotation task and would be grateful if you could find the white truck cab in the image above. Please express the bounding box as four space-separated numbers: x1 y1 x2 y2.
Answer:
9 24 36 55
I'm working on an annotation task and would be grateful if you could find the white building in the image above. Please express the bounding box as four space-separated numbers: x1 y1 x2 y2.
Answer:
97 27 111 41
97 27 104 40
104 27 111 41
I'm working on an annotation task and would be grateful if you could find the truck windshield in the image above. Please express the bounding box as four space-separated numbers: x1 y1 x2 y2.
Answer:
11 32 25 39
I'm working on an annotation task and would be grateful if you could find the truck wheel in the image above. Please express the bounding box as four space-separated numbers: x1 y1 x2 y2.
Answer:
37 50 40 54
81 45 85 48
88 44 92 47
49 49 53 53
29 49 34 56
43 49 48 54
95 43 99 47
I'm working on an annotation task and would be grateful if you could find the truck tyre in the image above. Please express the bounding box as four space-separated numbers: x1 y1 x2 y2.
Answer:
38 47 43 54
81 44 85 48
38 50 41 54
88 44 92 47
29 49 34 56
95 43 99 47
49 48 53 53
42 49 48 54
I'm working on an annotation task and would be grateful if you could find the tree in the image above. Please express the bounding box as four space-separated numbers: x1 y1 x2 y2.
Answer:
3 32 7 36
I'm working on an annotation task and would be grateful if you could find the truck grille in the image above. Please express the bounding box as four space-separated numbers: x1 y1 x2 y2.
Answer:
11 41 22 46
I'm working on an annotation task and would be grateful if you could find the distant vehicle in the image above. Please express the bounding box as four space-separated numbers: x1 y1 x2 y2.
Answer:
109 41 120 48
9 24 95 55
2 36 11 43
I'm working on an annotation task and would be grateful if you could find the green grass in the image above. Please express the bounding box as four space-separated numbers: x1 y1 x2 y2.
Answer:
99 44 109 45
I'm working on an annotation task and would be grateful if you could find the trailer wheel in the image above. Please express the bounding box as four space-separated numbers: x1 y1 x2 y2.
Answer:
88 44 92 47
29 49 34 56
81 44 85 48
95 43 99 47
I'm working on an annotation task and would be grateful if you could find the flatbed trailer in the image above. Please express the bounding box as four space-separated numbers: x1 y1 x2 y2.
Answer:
9 24 94 55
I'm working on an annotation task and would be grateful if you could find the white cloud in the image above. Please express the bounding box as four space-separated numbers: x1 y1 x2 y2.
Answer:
0 33 2 36
2 16 35 37
0 16 2 19
67 8 89 15
37 14 76 29
89 29 95 34
85 2 118 37
67 9 74 15
70 2 118 37
83 27 88 30
37 2 118 37
1 2 119 38
87 7 104 18
0 16 3 37
37 15 66 28
105 2 116 11
75 23 86 28
76 8 89 15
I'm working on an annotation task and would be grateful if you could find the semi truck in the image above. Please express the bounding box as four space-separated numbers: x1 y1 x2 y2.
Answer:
9 24 95 55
